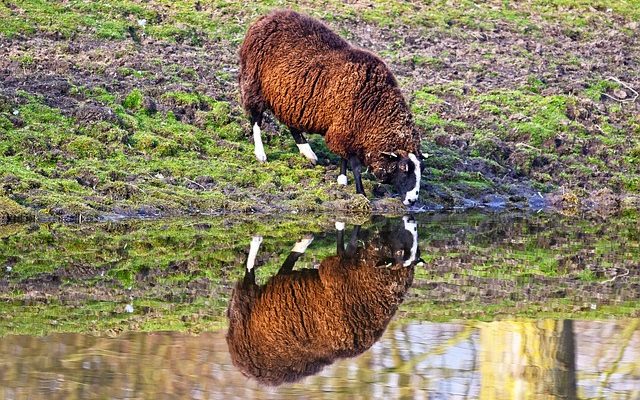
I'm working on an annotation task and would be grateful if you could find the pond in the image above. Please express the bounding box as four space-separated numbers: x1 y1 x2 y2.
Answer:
0 211 639 399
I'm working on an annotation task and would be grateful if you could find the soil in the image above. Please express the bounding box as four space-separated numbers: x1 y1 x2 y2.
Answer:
0 2 639 221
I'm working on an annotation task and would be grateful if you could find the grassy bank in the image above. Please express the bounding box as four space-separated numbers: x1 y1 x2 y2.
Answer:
1 0 639 220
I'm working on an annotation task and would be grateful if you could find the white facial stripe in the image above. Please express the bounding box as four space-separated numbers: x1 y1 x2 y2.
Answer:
247 236 263 272
337 174 348 185
296 143 318 163
402 216 418 267
253 123 267 162
292 236 314 253
403 153 421 205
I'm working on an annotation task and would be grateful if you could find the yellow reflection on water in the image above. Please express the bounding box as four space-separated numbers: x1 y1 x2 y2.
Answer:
479 320 576 400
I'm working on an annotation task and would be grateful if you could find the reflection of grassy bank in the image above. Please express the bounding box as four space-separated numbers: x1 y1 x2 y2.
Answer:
1 211 639 336
401 299 640 323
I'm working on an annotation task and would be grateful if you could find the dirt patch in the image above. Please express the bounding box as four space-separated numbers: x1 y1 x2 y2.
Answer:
0 3 638 218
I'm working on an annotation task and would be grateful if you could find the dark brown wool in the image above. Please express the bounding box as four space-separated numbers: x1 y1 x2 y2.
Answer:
239 10 421 180
226 239 414 386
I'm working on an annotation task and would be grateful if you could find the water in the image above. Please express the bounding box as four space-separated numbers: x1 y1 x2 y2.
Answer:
0 212 639 399
1 320 639 399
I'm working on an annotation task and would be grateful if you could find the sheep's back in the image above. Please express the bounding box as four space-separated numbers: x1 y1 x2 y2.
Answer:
227 268 365 384
241 11 394 138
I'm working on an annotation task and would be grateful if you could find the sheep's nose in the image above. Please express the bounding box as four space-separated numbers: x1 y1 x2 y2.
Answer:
403 198 417 206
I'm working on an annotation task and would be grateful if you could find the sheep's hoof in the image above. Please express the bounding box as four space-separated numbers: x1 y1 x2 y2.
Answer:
297 143 318 164
303 152 318 165
254 151 267 163
335 221 345 231
337 174 348 185
292 234 314 253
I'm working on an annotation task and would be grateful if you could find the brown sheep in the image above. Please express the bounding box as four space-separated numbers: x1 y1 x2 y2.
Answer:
239 10 425 205
226 217 420 385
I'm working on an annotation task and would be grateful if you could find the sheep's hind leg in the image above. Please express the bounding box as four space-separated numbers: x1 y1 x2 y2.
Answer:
337 158 348 185
290 128 318 164
246 236 262 272
250 110 267 162
349 155 365 195
243 235 263 284
336 221 345 256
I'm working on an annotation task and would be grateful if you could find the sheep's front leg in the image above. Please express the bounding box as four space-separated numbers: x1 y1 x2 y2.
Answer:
349 155 365 195
250 110 267 162
337 158 348 185
279 235 314 275
345 225 361 257
244 235 263 285
290 128 318 164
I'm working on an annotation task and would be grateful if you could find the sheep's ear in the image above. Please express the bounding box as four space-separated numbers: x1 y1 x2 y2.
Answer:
381 151 399 160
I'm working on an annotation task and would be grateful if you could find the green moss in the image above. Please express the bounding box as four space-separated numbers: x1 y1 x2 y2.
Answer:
208 101 232 126
411 55 445 69
161 91 214 108
122 89 144 111
621 176 640 193
117 67 147 78
474 90 575 146
584 79 620 101
525 75 546 94
0 196 30 223
66 136 106 159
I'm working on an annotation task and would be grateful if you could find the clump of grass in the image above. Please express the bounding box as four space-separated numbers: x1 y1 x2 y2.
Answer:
584 79 620 101
66 136 106 159
475 90 573 146
161 91 214 108
329 194 373 213
122 89 144 111
0 196 30 223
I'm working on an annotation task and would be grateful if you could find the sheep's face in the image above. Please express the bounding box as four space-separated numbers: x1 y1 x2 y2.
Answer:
375 151 424 206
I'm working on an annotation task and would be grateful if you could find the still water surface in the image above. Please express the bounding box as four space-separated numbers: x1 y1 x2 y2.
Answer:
1 320 639 399
0 212 639 399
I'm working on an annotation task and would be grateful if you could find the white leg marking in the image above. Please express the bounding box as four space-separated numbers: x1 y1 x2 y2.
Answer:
253 123 267 162
402 216 418 267
247 235 263 272
403 153 422 205
337 174 348 185
292 234 314 253
335 221 345 231
296 143 318 164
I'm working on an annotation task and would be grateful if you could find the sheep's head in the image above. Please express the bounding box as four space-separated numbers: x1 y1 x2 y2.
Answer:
373 150 425 206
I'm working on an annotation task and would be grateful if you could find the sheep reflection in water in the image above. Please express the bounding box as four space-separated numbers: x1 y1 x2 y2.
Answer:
226 217 421 385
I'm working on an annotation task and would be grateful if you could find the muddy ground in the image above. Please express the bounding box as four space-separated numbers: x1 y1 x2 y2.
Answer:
0 1 638 221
